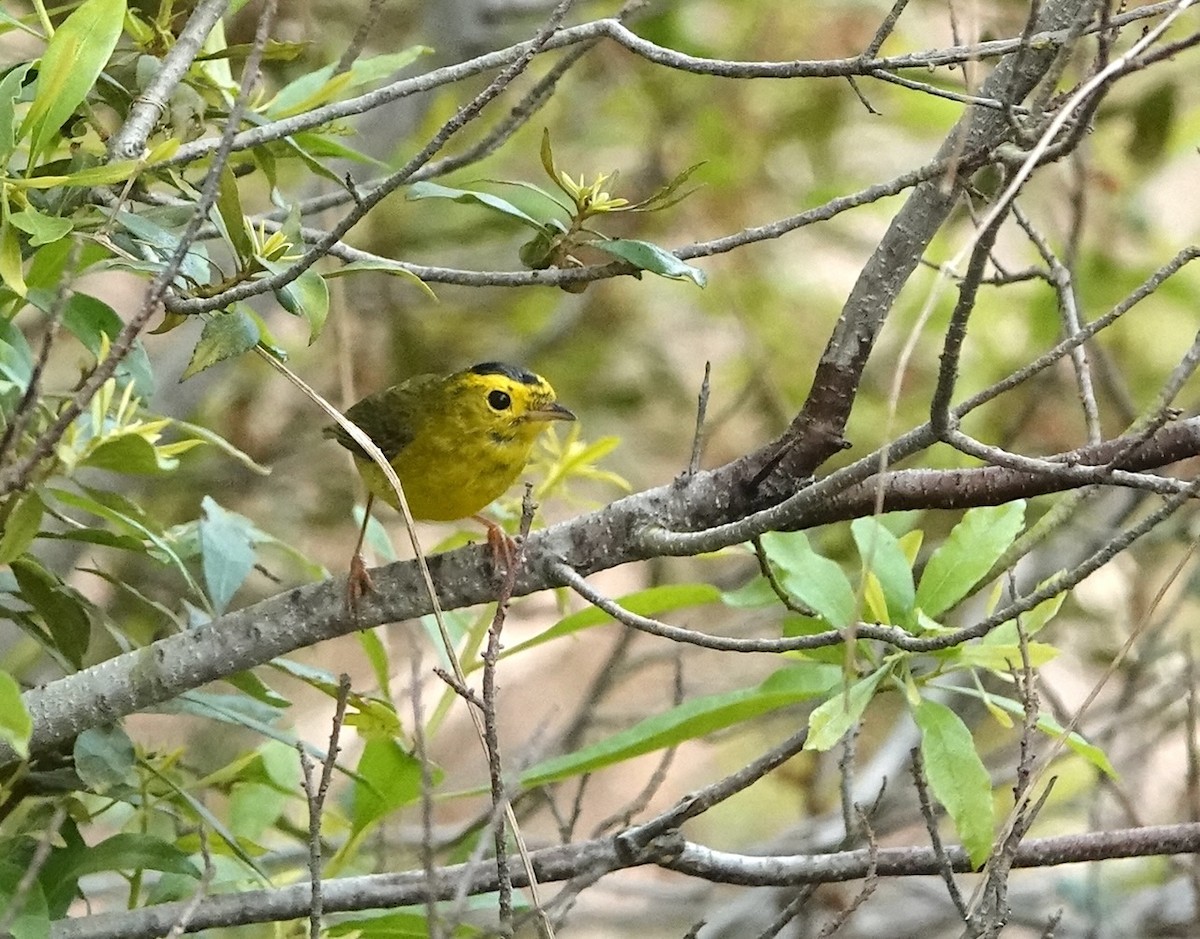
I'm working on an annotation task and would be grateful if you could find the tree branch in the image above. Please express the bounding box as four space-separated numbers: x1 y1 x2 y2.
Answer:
48 822 1200 939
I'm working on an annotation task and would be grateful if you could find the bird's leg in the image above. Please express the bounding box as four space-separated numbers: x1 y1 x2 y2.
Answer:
347 494 376 615
473 514 517 574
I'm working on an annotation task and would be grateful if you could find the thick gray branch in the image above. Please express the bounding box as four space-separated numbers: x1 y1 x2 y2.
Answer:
50 822 1200 939
765 0 1092 487
107 0 231 160
12 418 1200 766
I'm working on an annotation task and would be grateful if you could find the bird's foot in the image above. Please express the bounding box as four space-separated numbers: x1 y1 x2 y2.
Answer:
346 552 375 617
474 514 518 577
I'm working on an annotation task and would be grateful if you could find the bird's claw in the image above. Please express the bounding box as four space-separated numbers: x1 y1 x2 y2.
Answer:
346 552 375 617
487 525 518 575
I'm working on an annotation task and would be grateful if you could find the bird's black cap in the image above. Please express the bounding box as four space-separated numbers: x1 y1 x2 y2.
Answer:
469 362 540 385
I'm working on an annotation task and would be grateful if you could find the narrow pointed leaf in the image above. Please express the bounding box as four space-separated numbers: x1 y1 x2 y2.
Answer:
521 664 841 787
20 0 127 161
591 238 707 286
913 698 995 868
916 502 1025 617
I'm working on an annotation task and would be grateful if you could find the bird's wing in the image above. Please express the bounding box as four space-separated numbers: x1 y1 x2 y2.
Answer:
323 376 436 461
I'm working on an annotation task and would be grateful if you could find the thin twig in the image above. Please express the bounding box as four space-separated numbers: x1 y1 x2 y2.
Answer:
1011 203 1101 444
814 808 879 938
863 0 912 58
685 361 712 478
164 826 215 939
333 0 390 75
158 0 1187 169
0 242 76 465
910 747 969 920
480 495 534 929
407 639 442 939
298 675 352 938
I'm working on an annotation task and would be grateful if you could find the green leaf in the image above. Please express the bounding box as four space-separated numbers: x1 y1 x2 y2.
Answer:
198 496 256 614
0 492 43 564
521 664 841 787
0 63 33 161
851 516 916 623
47 486 203 600
759 531 856 628
805 666 890 751
181 307 260 380
82 434 180 475
913 698 995 868
266 46 430 118
496 583 722 665
0 316 34 400
351 738 423 836
10 556 90 668
225 670 291 709
168 417 271 476
292 130 386 167
0 671 32 759
954 641 1058 671
9 157 158 189
214 165 255 261
20 0 127 161
229 781 287 841
781 614 857 665
60 833 201 879
916 502 1026 618
407 181 546 230
358 628 393 701
0 856 49 939
1032 711 1116 777
948 685 1116 777
47 529 145 552
74 724 134 792
263 259 328 344
7 208 71 246
720 576 779 609
49 291 154 397
591 239 707 286
325 259 435 299
0 217 26 298
983 580 1067 645
328 910 481 938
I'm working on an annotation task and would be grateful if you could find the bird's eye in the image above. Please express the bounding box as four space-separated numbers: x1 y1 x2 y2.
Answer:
487 389 512 411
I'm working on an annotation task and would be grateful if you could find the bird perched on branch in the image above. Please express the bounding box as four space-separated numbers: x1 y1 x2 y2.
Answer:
325 361 575 605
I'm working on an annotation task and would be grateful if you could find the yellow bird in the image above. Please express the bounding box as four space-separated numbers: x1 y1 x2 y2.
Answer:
325 362 575 596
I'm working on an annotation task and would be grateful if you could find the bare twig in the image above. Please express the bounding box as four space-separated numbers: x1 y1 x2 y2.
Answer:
297 675 352 938
685 361 711 478
333 0 390 75
0 242 76 465
814 809 879 938
163 827 215 939
911 747 969 920
407 639 441 939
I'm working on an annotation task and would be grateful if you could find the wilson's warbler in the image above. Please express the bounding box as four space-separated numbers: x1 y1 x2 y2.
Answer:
325 362 575 595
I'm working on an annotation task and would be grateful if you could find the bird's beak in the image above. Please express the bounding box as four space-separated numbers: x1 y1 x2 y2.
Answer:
526 402 576 422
